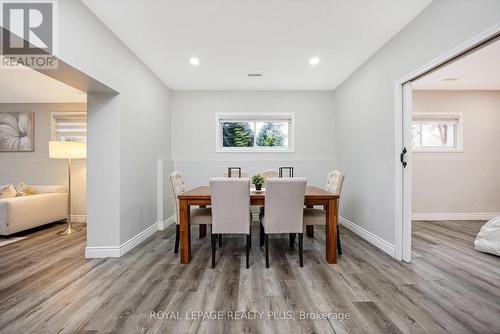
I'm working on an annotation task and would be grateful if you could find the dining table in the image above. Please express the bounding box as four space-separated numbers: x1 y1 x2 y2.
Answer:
177 185 339 264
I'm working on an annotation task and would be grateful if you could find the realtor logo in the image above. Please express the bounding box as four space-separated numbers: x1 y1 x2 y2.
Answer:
1 0 57 69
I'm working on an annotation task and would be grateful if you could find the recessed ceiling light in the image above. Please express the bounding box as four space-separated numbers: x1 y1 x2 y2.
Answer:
189 57 200 66
442 77 458 81
309 56 320 66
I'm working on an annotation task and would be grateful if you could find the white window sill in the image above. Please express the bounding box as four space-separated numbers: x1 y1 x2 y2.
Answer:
216 147 295 153
412 148 463 153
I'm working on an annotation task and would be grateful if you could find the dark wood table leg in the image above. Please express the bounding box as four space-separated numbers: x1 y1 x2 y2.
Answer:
306 205 314 237
199 224 206 238
179 199 191 264
325 199 338 264
198 205 207 238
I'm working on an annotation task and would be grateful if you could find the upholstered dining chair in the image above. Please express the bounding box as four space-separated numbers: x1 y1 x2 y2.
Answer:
210 177 252 268
303 170 345 254
260 177 307 268
170 171 212 254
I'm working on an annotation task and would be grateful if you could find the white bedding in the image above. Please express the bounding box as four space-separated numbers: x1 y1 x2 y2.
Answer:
474 216 500 256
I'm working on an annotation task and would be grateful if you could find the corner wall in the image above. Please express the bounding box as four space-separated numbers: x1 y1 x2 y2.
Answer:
56 0 174 256
171 91 335 187
331 0 500 249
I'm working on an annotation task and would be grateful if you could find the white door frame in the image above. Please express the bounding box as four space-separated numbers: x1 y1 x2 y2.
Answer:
394 22 500 262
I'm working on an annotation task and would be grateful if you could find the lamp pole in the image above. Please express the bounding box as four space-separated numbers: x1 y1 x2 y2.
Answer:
58 157 78 235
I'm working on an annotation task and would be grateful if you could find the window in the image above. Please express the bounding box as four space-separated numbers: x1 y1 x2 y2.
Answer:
216 113 294 152
51 112 87 143
411 113 463 152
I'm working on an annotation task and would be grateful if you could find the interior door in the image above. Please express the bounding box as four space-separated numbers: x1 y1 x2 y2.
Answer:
402 82 413 262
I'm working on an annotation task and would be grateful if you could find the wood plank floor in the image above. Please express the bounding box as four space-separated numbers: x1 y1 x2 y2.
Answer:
0 220 499 333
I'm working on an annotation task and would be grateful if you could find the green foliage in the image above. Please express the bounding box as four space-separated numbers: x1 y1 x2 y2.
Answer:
256 123 285 147
223 122 254 147
251 174 266 186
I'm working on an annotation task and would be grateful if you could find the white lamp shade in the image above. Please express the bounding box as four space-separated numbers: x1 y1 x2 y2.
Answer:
49 141 86 159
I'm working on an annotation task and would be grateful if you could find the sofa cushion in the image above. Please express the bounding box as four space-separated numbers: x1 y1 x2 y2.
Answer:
0 184 8 194
0 184 16 199
15 182 34 196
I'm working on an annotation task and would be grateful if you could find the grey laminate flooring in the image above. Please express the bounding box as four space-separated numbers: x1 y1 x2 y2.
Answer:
0 220 499 333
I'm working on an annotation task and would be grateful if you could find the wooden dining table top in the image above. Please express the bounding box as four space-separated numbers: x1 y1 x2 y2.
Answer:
178 185 339 200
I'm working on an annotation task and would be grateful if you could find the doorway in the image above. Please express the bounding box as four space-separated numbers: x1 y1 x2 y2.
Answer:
396 25 500 262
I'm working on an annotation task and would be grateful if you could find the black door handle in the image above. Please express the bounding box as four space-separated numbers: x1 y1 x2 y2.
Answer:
400 147 407 168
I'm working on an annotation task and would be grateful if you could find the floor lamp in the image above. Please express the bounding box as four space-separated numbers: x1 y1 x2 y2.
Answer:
49 141 86 235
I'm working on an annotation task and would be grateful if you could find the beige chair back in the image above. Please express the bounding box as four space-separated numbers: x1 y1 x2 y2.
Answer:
170 171 187 224
223 170 248 178
258 169 278 179
210 178 251 234
325 170 345 195
264 178 307 234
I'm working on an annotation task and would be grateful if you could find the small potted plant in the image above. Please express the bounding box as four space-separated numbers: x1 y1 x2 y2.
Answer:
251 174 265 191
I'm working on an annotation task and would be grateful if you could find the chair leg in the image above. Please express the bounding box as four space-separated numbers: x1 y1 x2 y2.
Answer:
306 225 314 238
265 234 269 268
174 224 180 254
337 224 342 255
211 234 216 268
219 234 223 247
199 224 206 239
246 234 250 269
260 223 265 247
289 233 296 249
298 233 303 267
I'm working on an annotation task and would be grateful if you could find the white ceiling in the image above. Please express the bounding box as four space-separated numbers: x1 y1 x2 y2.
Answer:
0 57 87 103
414 39 500 90
83 0 432 90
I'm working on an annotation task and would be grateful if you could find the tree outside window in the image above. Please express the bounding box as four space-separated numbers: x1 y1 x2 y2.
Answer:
256 122 286 147
222 122 254 147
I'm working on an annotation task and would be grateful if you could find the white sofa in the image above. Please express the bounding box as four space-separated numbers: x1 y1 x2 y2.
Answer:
0 185 68 236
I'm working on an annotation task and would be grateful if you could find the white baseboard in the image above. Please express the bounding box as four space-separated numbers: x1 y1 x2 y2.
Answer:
157 215 176 230
412 212 500 221
71 215 87 223
339 216 395 258
85 245 121 258
85 222 159 258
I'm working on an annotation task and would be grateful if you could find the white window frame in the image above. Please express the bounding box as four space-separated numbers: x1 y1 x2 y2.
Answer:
51 111 87 142
215 112 295 153
411 112 463 153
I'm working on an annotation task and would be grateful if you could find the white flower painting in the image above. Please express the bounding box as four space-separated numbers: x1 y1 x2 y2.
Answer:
0 112 34 152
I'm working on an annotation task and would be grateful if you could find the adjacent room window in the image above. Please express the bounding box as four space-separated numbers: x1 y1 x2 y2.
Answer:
51 112 87 143
411 113 463 152
216 113 294 152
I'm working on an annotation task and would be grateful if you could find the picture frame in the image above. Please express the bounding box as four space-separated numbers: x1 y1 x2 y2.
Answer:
0 112 35 152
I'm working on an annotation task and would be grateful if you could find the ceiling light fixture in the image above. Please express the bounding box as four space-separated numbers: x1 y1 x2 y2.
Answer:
309 56 320 66
189 57 200 66
442 77 458 81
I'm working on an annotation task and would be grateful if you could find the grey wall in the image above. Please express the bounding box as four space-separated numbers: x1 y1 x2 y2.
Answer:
171 91 335 188
57 0 173 249
331 0 500 245
412 90 500 215
0 103 86 216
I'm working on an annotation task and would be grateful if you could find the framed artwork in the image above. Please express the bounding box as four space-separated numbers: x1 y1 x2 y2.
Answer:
0 112 35 152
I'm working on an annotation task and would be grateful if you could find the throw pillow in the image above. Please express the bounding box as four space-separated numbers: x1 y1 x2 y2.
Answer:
15 182 34 196
0 184 17 199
